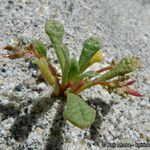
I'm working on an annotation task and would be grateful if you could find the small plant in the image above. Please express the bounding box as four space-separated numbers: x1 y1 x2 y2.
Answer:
3 20 142 129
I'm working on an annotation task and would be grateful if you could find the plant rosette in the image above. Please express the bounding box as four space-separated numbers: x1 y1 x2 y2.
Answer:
3 19 142 129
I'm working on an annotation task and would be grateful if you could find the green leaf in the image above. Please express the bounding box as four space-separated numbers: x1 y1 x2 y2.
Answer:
45 19 70 83
79 37 102 72
45 20 66 70
60 44 70 85
45 19 64 44
63 92 96 129
99 57 141 81
32 39 47 57
67 58 79 81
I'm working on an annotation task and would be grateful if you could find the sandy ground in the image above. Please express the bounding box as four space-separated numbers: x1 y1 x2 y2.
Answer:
0 0 150 149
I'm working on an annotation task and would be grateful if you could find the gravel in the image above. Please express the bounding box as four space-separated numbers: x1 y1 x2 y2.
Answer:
0 0 150 150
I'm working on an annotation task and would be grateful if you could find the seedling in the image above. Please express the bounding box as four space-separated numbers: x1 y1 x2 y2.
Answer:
3 20 142 129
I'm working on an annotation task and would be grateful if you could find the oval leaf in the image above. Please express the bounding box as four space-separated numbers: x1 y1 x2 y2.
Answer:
45 19 64 44
63 92 96 129
45 19 70 81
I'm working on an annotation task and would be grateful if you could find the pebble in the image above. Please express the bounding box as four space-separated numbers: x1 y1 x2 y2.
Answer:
0 144 7 149
28 62 39 70
2 124 11 130
0 130 6 135
33 91 39 99
14 83 23 91
35 127 43 135
143 73 150 80
84 131 91 139
145 80 150 85
37 82 47 90
143 73 150 85
26 138 34 147
1 68 6 72
109 116 117 124
8 83 15 89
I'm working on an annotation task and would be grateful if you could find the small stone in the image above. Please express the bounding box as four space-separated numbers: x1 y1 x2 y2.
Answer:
3 123 11 130
0 144 7 149
27 138 34 147
6 70 13 76
145 80 150 85
139 100 147 106
84 131 91 139
109 125 114 130
19 144 25 150
32 73 37 78
14 83 23 92
33 91 39 98
28 62 39 70
9 83 15 89
37 82 47 90
109 116 117 124
1 68 6 72
35 127 43 135
143 73 150 80
143 73 150 85
8 0 13 4
0 130 6 135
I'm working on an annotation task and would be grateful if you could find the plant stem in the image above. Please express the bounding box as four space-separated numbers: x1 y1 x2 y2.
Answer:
72 80 85 93
96 65 113 73
48 63 64 97
74 79 110 94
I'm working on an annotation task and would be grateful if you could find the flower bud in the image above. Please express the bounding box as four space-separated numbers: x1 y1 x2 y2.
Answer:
99 57 141 81
116 57 141 74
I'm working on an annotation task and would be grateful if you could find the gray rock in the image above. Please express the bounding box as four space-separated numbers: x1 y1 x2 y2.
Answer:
37 82 47 90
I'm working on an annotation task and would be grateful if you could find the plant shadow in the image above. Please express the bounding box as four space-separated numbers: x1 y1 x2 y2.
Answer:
10 96 56 141
44 100 66 150
0 103 21 120
87 98 113 146
1 94 112 148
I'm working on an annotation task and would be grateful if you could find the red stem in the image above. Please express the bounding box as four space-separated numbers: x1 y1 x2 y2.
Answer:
72 80 85 93
48 63 57 76
48 63 64 96
96 65 113 73
73 79 111 94
66 81 73 89
91 79 111 86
